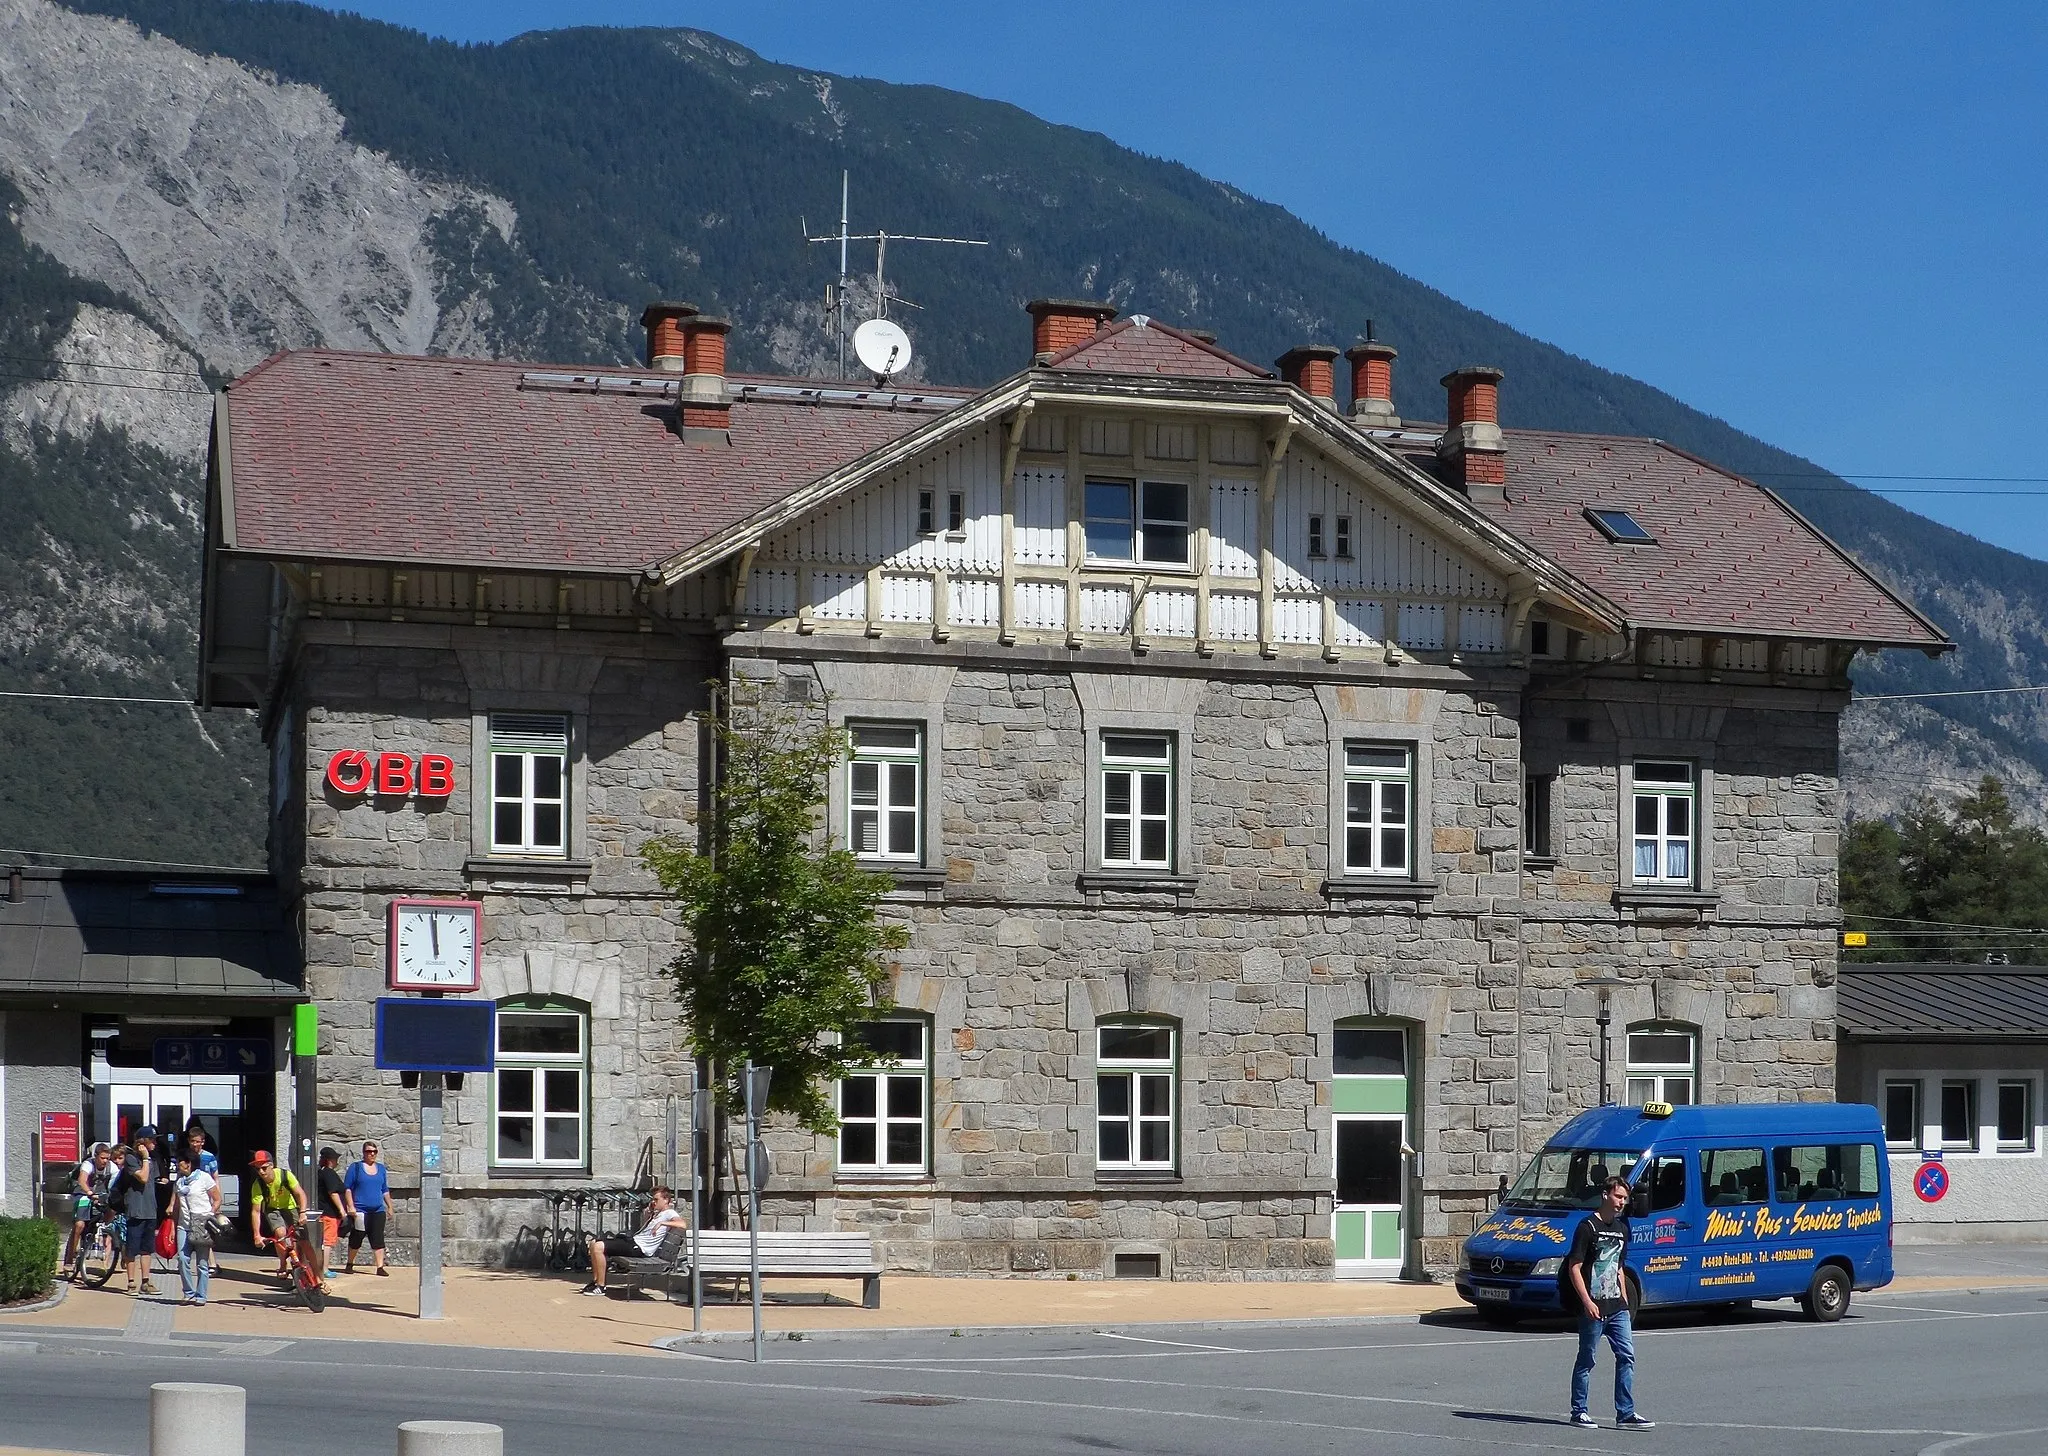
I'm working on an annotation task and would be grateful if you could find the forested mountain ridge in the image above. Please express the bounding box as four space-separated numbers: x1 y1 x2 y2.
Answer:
0 0 2040 868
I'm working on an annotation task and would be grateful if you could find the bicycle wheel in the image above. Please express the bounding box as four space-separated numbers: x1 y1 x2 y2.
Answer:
294 1258 326 1312
80 1228 120 1288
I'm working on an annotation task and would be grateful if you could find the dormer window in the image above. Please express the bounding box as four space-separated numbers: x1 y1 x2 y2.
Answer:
1586 508 1656 545
1085 479 1189 565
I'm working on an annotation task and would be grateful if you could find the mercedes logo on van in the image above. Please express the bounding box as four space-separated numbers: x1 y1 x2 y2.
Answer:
1489 1256 1504 1274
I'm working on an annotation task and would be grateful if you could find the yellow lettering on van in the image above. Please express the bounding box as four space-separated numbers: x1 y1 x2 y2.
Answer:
1703 1208 1748 1241
1752 1207 1786 1237
1847 1205 1883 1231
1790 1204 1846 1235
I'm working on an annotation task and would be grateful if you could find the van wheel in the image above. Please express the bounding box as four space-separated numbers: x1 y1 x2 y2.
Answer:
1803 1264 1851 1323
1624 1271 1642 1320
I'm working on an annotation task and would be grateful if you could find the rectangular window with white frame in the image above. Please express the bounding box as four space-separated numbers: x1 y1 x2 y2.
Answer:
493 1002 587 1168
1631 760 1695 885
490 713 569 857
1101 733 1173 869
1343 743 1412 877
1097 1023 1175 1170
847 722 922 863
837 1020 929 1174
1998 1080 2036 1152
1883 1080 1921 1148
1624 1025 1697 1105
1941 1079 1979 1151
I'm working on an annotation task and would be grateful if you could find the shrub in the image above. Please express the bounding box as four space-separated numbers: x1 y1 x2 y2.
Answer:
0 1217 59 1302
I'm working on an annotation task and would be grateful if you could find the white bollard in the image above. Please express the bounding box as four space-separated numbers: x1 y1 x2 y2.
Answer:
151 1382 246 1456
397 1421 504 1456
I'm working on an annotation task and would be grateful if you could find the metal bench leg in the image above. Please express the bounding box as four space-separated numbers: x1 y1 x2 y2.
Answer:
862 1274 881 1310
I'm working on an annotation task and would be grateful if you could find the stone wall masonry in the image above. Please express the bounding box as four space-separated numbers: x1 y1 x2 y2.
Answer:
290 622 714 1264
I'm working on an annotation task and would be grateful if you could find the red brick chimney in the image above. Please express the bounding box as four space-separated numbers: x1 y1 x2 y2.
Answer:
1437 366 1507 504
1026 298 1119 362
1276 345 1341 409
678 315 733 443
641 300 699 372
1345 340 1399 429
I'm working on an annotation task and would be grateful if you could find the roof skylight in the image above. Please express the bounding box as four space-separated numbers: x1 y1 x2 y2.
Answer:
1585 508 1656 545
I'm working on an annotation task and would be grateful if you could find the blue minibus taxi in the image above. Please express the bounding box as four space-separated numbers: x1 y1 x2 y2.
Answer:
1456 1102 1892 1323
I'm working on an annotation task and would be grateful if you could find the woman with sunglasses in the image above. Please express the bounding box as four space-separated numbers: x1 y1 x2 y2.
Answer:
343 1140 390 1276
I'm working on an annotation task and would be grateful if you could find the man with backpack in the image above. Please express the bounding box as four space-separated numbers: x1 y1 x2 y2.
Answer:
1565 1175 1655 1431
115 1126 161 1296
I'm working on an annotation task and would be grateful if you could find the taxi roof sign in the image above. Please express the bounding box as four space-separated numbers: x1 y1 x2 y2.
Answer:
1641 1101 1675 1118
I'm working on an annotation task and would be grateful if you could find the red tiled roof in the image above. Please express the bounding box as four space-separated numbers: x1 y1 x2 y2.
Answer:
220 352 962 572
1045 317 1271 378
1464 430 1944 646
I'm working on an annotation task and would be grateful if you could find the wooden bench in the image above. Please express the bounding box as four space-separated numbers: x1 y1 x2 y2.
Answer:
612 1228 883 1309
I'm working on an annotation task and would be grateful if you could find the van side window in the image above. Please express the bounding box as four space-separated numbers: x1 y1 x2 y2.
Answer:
1701 1147 1767 1205
1646 1154 1687 1213
1771 1143 1881 1202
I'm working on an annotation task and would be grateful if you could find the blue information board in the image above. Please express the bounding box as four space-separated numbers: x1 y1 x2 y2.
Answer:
152 1037 274 1076
374 998 496 1073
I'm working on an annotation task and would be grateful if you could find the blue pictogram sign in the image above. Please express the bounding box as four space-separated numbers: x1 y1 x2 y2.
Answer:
152 1037 274 1077
1914 1161 1950 1203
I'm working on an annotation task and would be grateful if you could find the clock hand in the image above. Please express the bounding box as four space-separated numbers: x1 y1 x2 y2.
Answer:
432 916 440 957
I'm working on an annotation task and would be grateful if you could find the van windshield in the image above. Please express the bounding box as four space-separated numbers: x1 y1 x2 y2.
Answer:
1503 1147 1643 1211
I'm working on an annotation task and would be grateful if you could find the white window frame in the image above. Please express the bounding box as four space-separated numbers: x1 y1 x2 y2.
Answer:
1097 1022 1176 1171
1997 1079 2036 1153
1100 733 1173 869
1084 478 1190 566
1940 1078 1979 1152
1343 743 1412 877
1883 1079 1921 1149
1623 1023 1698 1106
1334 515 1353 561
1631 759 1695 886
837 1019 930 1175
1307 514 1326 559
846 722 923 864
492 1002 588 1170
489 713 569 857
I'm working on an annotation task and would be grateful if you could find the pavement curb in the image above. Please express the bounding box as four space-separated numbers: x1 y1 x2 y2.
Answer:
648 1306 1464 1349
0 1281 68 1317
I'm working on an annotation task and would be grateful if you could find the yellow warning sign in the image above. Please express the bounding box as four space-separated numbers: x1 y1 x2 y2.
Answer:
1842 932 1868 947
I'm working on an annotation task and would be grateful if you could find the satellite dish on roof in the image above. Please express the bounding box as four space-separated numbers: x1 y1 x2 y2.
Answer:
853 317 913 380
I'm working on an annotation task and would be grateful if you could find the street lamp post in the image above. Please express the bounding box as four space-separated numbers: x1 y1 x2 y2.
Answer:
1580 976 1626 1107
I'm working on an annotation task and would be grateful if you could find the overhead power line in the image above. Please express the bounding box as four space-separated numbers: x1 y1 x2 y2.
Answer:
0 846 263 873
0 689 199 706
1857 685 2048 702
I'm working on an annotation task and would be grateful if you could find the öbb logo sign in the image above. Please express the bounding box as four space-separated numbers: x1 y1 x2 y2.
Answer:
325 750 456 799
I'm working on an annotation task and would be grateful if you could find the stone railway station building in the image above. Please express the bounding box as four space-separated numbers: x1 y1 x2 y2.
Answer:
158 299 1948 1276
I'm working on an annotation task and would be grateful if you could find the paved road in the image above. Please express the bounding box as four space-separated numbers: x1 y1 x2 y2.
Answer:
4 1272 2047 1455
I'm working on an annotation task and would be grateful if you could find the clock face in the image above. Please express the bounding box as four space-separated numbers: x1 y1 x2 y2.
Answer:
388 899 482 991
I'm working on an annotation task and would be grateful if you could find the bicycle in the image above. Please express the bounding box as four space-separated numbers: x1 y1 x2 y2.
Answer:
68 1207 120 1288
265 1221 327 1313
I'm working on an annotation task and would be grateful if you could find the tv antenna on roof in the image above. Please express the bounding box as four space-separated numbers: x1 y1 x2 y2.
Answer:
805 171 989 379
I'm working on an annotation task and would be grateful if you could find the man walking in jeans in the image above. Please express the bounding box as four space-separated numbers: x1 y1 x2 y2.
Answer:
1566 1176 1654 1430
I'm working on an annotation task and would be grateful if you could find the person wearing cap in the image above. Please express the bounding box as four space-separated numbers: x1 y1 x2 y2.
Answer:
246 1150 308 1281
315 1146 353 1283
116 1126 162 1296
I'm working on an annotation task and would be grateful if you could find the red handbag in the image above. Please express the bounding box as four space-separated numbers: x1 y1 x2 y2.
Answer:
155 1218 178 1259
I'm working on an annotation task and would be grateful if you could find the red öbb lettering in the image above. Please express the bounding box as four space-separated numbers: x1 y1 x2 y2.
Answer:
376 752 415 796
325 749 373 795
417 754 456 798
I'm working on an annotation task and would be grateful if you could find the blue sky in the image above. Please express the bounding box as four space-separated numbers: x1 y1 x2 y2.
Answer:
307 2 2048 560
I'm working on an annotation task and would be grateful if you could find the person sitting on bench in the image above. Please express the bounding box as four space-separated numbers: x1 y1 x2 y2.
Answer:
580 1187 683 1297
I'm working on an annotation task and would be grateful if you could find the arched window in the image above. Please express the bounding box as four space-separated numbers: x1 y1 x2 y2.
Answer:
1096 1020 1177 1170
493 997 588 1169
1624 1023 1697 1106
837 1017 931 1174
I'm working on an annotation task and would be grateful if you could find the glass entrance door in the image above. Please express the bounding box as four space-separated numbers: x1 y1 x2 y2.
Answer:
1332 1024 1409 1278
111 1086 189 1145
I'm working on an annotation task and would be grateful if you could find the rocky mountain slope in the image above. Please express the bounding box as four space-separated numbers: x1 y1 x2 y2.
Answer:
0 0 2041 868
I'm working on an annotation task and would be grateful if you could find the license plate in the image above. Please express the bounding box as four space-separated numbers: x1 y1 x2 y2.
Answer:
1475 1286 1511 1302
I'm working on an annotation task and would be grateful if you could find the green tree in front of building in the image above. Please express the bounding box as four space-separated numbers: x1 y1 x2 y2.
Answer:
642 679 908 1132
1842 775 2048 963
